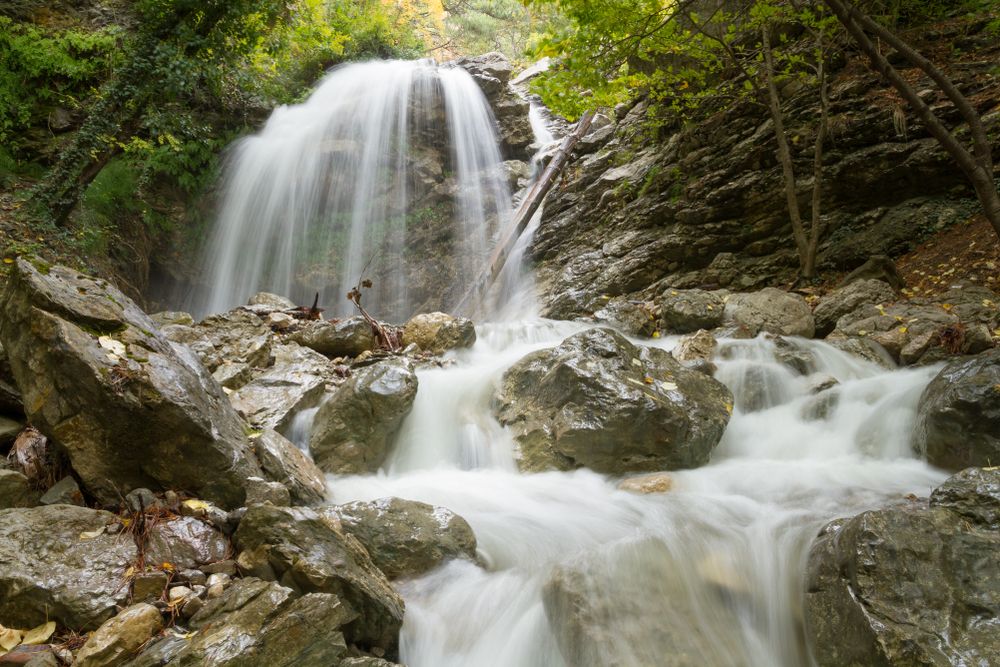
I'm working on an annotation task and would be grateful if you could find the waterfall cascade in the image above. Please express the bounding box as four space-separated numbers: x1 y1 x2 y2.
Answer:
189 59 514 321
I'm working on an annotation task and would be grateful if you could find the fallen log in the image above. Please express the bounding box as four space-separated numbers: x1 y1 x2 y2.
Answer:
455 110 595 317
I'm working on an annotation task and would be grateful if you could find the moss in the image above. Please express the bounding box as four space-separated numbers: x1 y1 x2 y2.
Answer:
29 257 52 275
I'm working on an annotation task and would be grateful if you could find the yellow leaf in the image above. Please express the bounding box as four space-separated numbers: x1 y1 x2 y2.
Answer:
183 499 212 512
706 305 713 310
0 627 22 651
899 327 907 333
162 562 175 570
80 526 105 540
942 304 952 309
22 621 55 645
122 518 131 527
652 332 660 338
644 377 654 384
2 259 11 264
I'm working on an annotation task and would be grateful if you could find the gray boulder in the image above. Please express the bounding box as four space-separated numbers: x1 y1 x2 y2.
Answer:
493 328 733 474
825 337 896 370
290 316 376 358
322 497 477 579
592 297 656 337
0 258 262 508
310 358 418 474
248 291 297 310
813 279 897 337
163 308 273 372
912 348 1000 470
124 578 354 667
805 468 1000 667
728 288 814 338
401 312 476 354
658 289 725 333
0 505 136 630
835 254 905 291
0 469 41 508
229 343 333 431
255 428 327 506
233 505 405 654
146 516 231 569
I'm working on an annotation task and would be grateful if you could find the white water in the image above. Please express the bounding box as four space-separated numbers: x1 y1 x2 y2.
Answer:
325 322 948 667
189 60 511 320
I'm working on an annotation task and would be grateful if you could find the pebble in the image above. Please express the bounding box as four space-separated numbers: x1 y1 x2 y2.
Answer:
206 582 225 600
180 569 206 586
207 573 230 587
168 586 192 603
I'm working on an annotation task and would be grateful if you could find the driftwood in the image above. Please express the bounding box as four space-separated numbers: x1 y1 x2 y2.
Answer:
455 111 595 317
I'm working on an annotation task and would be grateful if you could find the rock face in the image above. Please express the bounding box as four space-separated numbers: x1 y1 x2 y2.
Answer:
804 467 1000 667
229 343 332 431
290 317 376 358
322 497 477 579
73 603 164 667
544 538 747 667
145 516 231 569
813 279 897 337
310 358 418 474
493 328 733 474
123 579 354 667
727 288 815 338
0 505 136 630
0 469 40 509
912 348 1000 470
254 428 328 506
658 289 725 332
0 258 262 508
233 505 405 654
401 312 476 354
592 297 657 337
162 307 273 372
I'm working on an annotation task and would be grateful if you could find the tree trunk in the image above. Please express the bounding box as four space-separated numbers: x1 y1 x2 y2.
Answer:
805 19 831 279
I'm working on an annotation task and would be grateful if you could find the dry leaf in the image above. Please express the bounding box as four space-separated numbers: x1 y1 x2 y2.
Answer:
660 381 677 391
98 336 126 357
183 499 212 512
80 526 106 540
0 627 22 651
22 621 55 645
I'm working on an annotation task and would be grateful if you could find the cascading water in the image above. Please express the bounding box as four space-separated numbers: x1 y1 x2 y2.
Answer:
323 324 947 667
187 59 513 321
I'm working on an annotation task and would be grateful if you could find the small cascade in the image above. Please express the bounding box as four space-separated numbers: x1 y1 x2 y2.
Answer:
187 59 512 321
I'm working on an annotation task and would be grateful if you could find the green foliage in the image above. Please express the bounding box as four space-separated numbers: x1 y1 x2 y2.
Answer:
0 17 119 142
442 0 565 67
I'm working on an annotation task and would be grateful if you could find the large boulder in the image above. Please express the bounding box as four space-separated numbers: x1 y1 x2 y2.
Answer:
813 279 897 337
162 307 273 372
123 578 354 667
145 516 231 569
592 297 656 337
229 343 333 431
912 348 1000 470
73 603 164 667
310 358 418 474
658 289 725 333
321 497 477 579
493 328 733 474
0 258 262 507
0 505 136 630
289 316 376 359
233 505 405 654
804 468 1000 667
544 538 747 667
401 312 476 354
254 428 327 506
727 288 815 338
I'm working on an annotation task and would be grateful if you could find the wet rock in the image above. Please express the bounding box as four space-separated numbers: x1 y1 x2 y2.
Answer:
912 348 1000 470
591 297 656 337
0 416 22 448
125 488 163 514
247 292 296 311
148 311 193 328
310 358 418 474
0 469 40 509
658 289 724 333
727 288 814 338
38 475 83 506
870 327 909 362
212 362 252 391
813 280 897 337
769 335 816 376
835 254 905 291
146 516 231 569
961 323 994 355
124 579 354 667
544 538 747 667
190 308 273 371
804 469 1000 667
804 374 839 394
0 505 136 630
322 497 477 579
233 505 405 653
254 428 327 506
229 343 332 431
202 560 238 576
899 329 939 365
401 312 476 354
672 330 717 371
825 338 896 370
132 572 168 601
73 603 163 667
618 473 674 494
0 258 262 508
799 388 841 422
289 316 376 359
246 477 291 507
493 328 733 474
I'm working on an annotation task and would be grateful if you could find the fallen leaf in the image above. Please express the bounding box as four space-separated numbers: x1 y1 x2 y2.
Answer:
80 526 106 540
0 627 22 651
644 377 654 384
98 336 126 357
183 499 212 512
631 358 641 366
660 381 677 391
170 630 198 639
22 621 55 645
2 259 11 264
652 331 660 338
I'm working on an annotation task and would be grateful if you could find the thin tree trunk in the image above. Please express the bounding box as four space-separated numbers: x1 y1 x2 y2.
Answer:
824 0 1000 239
805 19 830 279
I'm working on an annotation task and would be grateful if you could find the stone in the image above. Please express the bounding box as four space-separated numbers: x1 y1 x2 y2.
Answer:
835 254 905 291
207 573 230 587
246 477 291 507
728 288 815 338
212 362 252 391
870 327 909 361
145 516 231 569
617 473 674 494
592 297 656 337
0 416 22 448
544 538 747 667
310 358 418 474
912 348 1000 470
671 330 718 373
289 316 376 358
804 470 1000 667
179 569 206 586
813 279 897 337
265 312 295 329
168 586 192 603
493 328 733 474
825 338 896 369
228 343 332 432
0 505 136 630
206 582 225 600
769 335 816 375
190 308 274 371
254 428 327 506
0 258 262 509
401 312 476 354
804 374 839 394
73 603 163 667
123 579 355 667
899 330 938 365
247 292 296 310
233 505 405 653
125 488 163 514
961 323 994 354
658 289 725 333
180 595 203 618
202 560 238 576
131 572 168 601
321 497 477 579
0 469 40 509
38 475 83 506
148 311 194 328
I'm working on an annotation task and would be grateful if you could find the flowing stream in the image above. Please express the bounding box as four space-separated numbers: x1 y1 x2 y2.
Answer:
322 321 947 667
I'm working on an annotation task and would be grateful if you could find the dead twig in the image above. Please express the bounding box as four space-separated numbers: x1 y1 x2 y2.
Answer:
347 252 399 352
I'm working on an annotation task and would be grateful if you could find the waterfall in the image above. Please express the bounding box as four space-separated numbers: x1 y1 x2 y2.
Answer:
188 59 512 321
